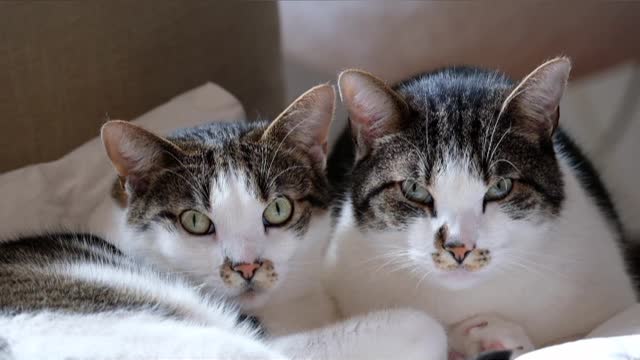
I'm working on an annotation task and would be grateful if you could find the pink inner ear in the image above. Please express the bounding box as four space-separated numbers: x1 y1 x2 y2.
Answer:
352 109 385 143
307 143 327 167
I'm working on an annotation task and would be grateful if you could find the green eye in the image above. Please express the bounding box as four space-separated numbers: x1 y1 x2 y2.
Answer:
401 180 433 205
263 196 293 226
179 210 214 235
485 178 514 202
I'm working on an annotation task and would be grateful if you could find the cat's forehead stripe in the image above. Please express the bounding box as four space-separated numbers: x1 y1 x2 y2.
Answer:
122 121 330 236
347 67 565 229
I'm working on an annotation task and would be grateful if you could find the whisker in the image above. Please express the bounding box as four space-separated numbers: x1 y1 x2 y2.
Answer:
264 114 315 180
487 125 511 167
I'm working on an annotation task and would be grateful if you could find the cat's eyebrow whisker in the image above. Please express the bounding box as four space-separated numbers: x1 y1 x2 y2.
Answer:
267 165 310 190
489 158 522 176
487 125 512 167
161 148 201 185
160 149 210 201
265 112 315 180
485 86 526 162
161 168 207 203
397 134 430 169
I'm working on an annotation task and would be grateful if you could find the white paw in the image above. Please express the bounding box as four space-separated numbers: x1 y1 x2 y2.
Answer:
448 314 534 360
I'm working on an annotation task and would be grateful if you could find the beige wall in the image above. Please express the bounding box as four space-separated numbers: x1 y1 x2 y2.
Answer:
280 2 639 86
0 1 283 173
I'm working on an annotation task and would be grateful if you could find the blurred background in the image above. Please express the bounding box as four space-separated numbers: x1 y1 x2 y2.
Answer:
0 1 639 236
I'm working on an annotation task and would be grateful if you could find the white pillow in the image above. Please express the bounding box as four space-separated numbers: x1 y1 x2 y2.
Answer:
0 83 245 238
517 304 640 359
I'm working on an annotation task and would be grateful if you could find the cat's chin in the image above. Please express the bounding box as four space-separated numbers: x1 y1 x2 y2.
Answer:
431 268 489 290
233 289 273 310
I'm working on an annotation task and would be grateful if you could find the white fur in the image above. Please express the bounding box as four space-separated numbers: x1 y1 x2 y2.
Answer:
92 171 338 330
326 153 637 348
271 308 447 360
2 245 281 359
2 309 449 360
1 311 283 360
60 169 448 359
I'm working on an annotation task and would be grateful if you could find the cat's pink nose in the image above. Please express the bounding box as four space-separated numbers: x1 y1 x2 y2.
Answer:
233 262 261 280
445 243 471 264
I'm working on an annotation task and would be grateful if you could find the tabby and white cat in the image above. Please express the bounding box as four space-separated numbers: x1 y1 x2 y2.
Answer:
1 84 446 359
326 58 639 359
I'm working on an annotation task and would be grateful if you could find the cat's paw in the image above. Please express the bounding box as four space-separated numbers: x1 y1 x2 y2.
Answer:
448 314 534 360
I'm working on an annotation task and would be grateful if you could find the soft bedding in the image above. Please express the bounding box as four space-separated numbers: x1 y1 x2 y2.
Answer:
0 83 244 239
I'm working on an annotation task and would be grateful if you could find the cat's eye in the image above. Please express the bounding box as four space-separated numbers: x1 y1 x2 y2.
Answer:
179 210 215 235
263 196 293 227
401 180 433 205
485 178 514 202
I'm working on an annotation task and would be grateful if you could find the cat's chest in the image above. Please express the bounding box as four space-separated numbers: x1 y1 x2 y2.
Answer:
337 252 635 346
253 288 339 337
328 225 636 346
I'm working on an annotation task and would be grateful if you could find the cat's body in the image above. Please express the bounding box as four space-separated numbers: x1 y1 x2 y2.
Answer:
325 60 638 355
0 232 444 360
1 85 448 359
0 233 280 359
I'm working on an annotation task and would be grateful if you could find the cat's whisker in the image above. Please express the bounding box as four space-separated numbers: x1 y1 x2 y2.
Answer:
489 158 522 175
485 85 528 162
501 254 575 283
362 249 421 276
487 125 511 168
397 135 430 169
370 257 407 276
267 165 310 189
501 249 583 264
414 268 435 290
264 111 315 180
161 149 209 201
356 251 408 267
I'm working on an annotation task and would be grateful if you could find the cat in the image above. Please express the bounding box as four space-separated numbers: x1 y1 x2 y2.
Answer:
1 84 447 359
0 233 280 359
325 57 639 359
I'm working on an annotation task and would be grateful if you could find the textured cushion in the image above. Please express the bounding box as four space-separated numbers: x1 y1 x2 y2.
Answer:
0 83 244 238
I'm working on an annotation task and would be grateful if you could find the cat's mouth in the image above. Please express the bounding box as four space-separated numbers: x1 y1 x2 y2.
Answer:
219 259 279 297
237 287 261 299
431 248 492 272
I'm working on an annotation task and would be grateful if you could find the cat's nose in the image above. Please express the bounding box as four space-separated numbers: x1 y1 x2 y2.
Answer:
233 262 261 280
444 242 471 264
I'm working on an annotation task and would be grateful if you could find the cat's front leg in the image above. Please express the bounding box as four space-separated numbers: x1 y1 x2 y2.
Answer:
270 308 448 360
448 314 534 360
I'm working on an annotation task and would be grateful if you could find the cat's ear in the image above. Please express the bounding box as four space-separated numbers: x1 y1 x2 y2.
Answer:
101 120 184 194
502 57 571 139
262 84 335 169
338 69 409 160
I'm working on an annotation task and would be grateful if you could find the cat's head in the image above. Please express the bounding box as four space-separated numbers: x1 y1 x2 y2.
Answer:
338 58 571 289
101 84 335 309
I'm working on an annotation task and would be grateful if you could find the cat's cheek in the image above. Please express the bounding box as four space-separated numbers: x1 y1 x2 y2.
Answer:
477 207 516 250
405 221 438 260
